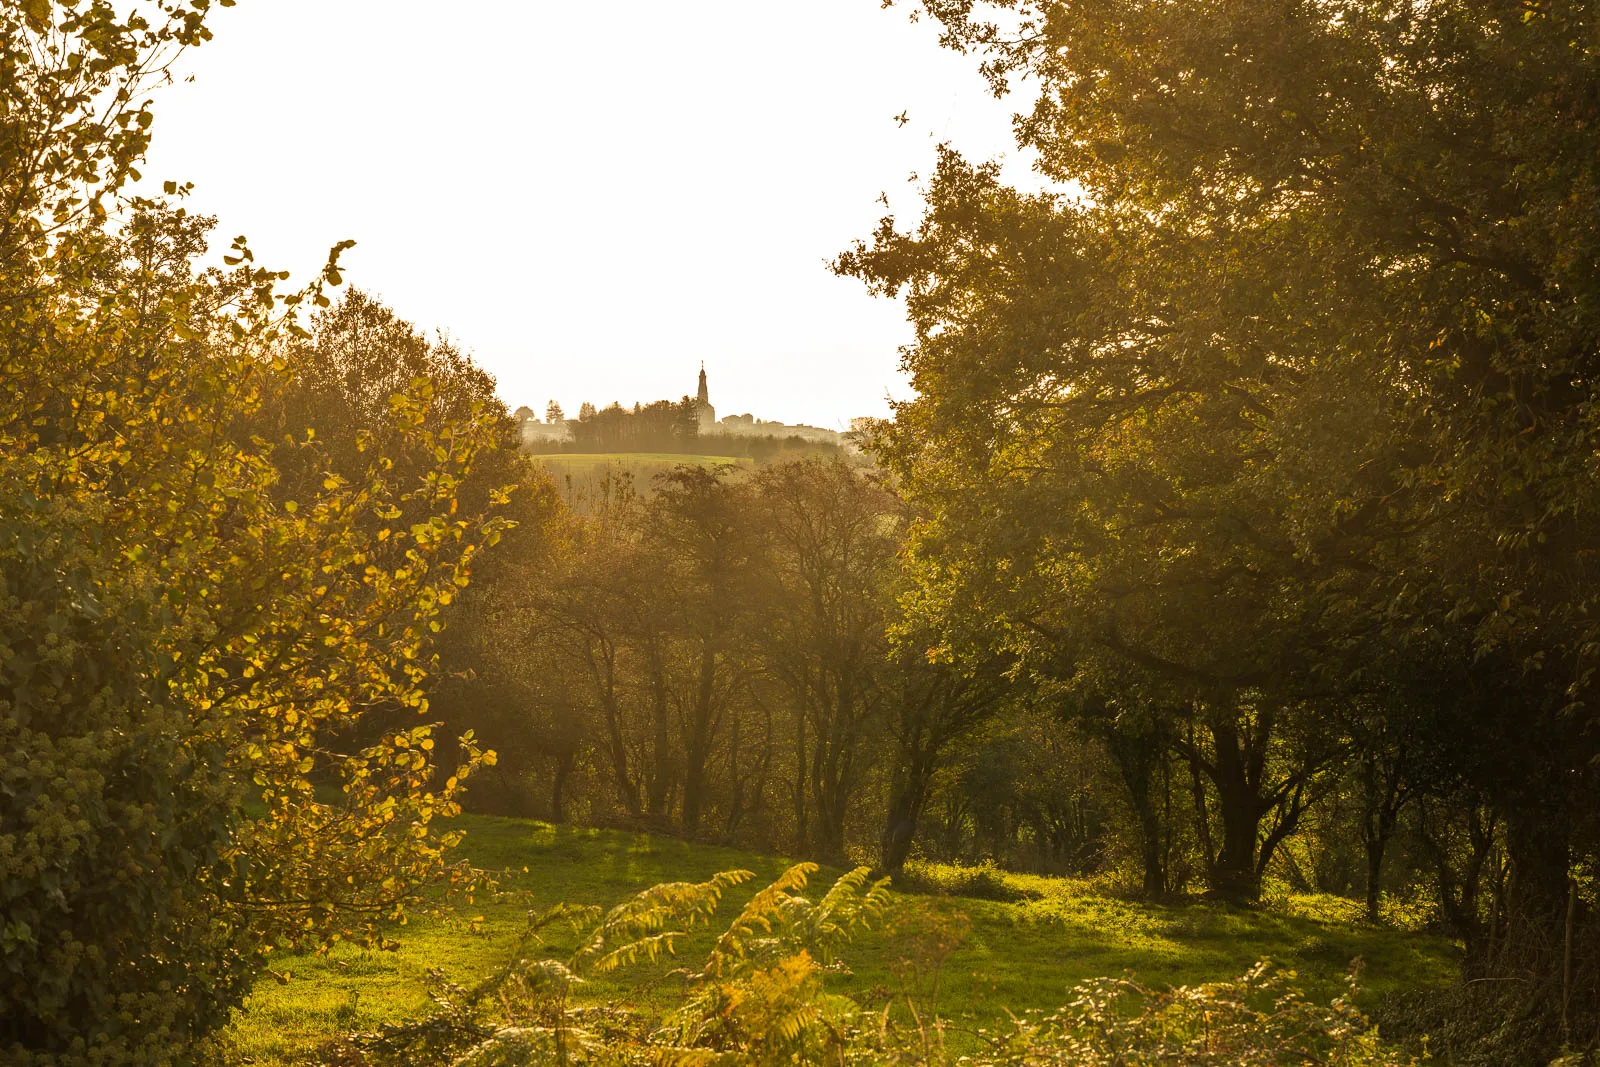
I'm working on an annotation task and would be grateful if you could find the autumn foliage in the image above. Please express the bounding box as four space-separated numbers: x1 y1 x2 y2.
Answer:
0 2 514 1059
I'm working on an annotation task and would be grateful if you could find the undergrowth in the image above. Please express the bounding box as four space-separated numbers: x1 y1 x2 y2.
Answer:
224 818 1461 1063
314 865 1418 1066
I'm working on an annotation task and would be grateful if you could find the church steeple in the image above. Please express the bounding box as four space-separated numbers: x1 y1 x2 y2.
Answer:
695 362 715 431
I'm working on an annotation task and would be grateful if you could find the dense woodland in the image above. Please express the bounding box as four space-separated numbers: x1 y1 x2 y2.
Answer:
3 0 1600 1065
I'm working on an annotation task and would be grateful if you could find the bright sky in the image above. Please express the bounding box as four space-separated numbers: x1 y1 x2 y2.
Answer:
141 1 1036 429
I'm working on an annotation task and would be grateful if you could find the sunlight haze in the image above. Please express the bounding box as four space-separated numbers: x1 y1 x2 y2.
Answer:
141 1 1036 428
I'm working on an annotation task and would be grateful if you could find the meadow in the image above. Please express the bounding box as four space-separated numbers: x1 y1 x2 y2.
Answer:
529 453 755 508
225 815 1460 1064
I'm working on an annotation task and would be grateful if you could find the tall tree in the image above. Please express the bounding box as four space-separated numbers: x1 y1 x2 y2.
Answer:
647 466 759 834
753 459 901 861
0 4 509 1057
877 652 1012 875
851 0 1600 1034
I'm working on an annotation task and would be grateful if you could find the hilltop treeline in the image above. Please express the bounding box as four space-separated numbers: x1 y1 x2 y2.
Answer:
568 399 700 452
529 399 846 462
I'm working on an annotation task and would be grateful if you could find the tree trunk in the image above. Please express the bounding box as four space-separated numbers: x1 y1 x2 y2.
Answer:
551 751 574 823
1119 753 1167 897
1358 746 1407 924
591 642 641 817
809 713 848 863
645 640 672 818
1364 834 1386 924
1498 804 1572 976
1188 743 1216 876
1183 701 1317 906
792 702 808 853
1103 721 1170 898
810 681 859 864
724 706 745 837
680 640 718 833
1419 800 1496 956
881 731 938 875
1136 800 1167 897
1207 718 1266 904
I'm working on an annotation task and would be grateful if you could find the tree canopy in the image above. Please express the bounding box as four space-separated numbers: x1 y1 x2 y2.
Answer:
839 0 1600 1039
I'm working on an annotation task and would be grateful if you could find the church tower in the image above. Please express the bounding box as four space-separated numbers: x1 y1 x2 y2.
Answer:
695 362 716 430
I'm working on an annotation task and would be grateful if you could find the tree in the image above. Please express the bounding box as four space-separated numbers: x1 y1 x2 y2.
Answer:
547 399 565 423
852 0 1600 1041
645 466 760 834
535 478 664 819
0 5 508 1058
840 149 1340 902
752 460 901 862
877 653 1012 875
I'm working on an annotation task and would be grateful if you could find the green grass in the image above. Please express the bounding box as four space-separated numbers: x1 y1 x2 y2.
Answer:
224 816 1460 1064
530 452 753 477
529 453 755 509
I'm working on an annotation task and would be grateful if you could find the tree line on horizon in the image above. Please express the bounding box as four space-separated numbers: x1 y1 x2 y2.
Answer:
518 395 848 461
553 397 701 453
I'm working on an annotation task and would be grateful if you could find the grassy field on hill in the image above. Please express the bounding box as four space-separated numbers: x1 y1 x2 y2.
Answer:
530 453 755 507
224 816 1460 1064
531 452 754 476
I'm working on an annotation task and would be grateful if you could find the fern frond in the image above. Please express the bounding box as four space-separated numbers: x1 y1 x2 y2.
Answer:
509 957 582 996
699 862 817 978
798 867 892 964
592 929 682 974
527 901 602 933
570 869 753 975
769 1003 821 1045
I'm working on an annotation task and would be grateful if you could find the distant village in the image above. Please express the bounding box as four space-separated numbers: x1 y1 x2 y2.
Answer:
513 365 850 451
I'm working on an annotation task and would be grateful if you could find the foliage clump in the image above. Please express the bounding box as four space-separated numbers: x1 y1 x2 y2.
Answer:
0 2 520 1060
894 964 1417 1067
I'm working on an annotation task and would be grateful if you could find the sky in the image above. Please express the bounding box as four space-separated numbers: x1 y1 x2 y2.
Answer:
140 1 1038 429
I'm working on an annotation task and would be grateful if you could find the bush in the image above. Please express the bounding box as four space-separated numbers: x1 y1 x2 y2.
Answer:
897 860 1043 903
0 710 252 1061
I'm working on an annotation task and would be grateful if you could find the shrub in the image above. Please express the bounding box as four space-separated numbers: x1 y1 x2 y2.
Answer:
898 860 1042 903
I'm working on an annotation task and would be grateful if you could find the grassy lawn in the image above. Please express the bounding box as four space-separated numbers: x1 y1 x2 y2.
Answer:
225 816 1461 1064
